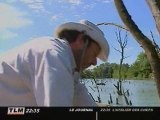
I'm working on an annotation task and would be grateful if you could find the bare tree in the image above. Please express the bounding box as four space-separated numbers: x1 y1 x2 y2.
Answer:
113 29 132 106
114 0 160 98
147 0 160 34
150 31 160 54
97 23 132 105
113 29 128 95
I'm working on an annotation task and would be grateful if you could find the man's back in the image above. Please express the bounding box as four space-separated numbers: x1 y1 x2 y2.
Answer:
0 37 75 106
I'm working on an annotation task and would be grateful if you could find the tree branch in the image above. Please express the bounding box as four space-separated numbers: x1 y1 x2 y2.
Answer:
114 0 160 98
97 22 129 31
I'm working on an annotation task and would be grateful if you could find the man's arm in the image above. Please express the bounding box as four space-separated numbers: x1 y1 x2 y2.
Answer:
73 72 97 106
34 49 74 106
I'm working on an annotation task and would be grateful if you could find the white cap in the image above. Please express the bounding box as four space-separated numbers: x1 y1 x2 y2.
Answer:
54 20 109 61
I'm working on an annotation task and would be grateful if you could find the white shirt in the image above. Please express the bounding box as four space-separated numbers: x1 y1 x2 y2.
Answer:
0 37 96 106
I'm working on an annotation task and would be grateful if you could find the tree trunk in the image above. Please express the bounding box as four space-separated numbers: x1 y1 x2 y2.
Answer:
114 0 160 98
146 0 160 34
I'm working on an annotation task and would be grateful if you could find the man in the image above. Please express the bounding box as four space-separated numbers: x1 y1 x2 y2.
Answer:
0 20 109 106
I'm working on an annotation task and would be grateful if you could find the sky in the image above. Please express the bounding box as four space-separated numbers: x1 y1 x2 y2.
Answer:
0 0 160 66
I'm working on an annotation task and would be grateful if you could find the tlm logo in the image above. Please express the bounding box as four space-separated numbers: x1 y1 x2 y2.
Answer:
7 107 25 115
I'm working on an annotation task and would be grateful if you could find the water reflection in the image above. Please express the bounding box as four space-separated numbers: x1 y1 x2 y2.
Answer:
82 79 160 106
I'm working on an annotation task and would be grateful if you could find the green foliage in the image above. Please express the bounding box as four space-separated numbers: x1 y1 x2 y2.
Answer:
81 51 152 80
127 52 152 79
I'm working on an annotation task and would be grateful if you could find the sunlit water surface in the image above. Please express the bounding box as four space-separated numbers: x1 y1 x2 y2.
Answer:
82 79 160 106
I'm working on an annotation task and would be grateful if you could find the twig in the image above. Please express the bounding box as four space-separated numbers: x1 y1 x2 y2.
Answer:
97 22 129 31
92 77 101 103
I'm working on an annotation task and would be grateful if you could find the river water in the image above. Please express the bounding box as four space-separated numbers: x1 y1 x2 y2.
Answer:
82 79 160 106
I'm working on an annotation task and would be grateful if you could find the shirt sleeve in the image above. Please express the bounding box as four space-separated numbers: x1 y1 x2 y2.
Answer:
34 49 74 106
73 81 97 106
73 73 97 106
